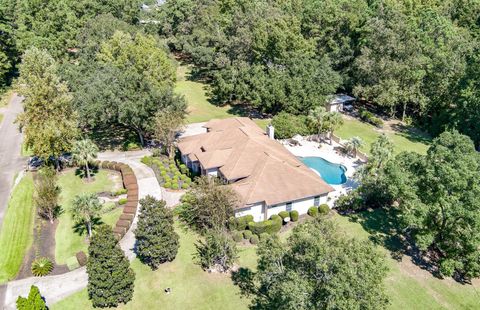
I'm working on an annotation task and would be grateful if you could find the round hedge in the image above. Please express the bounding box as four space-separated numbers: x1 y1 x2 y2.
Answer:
164 182 171 189
318 204 330 215
181 183 189 189
233 231 243 242
290 210 299 221
308 206 318 217
172 183 179 190
259 233 269 241
249 235 259 245
243 230 253 239
278 211 289 219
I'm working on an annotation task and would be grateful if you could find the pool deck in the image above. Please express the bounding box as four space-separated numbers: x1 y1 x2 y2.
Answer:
282 137 365 206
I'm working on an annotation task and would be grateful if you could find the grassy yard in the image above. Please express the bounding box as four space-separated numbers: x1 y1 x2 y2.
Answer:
0 174 35 284
53 212 480 309
51 222 255 310
55 170 123 265
336 118 430 155
175 65 270 128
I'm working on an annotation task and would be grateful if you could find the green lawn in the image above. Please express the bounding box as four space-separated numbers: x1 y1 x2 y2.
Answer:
0 113 3 123
0 174 35 284
336 118 430 155
175 65 270 128
51 211 480 309
51 222 255 310
55 170 122 265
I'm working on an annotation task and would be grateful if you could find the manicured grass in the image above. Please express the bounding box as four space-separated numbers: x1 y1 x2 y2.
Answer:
333 211 480 309
55 170 121 264
0 174 35 283
51 222 254 310
175 65 271 127
336 118 430 155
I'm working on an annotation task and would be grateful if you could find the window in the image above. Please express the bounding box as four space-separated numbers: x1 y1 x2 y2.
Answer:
314 196 320 206
286 202 292 212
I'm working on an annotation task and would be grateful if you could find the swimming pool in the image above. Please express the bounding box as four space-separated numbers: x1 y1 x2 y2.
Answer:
300 157 347 185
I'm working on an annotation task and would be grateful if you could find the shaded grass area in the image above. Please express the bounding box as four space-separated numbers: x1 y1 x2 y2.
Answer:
175 65 270 128
51 210 480 309
55 170 121 265
0 113 3 123
51 222 254 310
336 118 430 155
0 174 35 283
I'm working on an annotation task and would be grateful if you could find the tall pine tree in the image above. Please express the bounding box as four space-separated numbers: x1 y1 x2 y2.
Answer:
87 225 135 308
135 195 179 269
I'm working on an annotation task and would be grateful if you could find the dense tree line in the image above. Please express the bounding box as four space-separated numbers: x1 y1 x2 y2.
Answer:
337 131 480 280
150 0 480 147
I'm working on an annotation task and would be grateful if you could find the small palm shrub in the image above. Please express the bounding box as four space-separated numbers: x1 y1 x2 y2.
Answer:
31 257 54 276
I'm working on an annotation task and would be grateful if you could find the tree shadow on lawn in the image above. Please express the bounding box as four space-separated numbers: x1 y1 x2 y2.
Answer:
86 124 141 151
72 217 104 236
346 208 405 260
74 166 99 180
390 123 432 146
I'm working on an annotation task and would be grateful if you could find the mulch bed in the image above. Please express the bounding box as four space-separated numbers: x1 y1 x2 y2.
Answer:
16 217 69 280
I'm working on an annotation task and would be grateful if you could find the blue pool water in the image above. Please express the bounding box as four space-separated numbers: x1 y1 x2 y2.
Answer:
300 157 347 185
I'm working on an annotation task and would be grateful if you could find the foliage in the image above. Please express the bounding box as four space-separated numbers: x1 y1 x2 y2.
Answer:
87 225 135 308
318 204 330 215
344 136 363 157
247 217 282 235
31 257 54 277
118 198 127 205
70 193 102 237
34 167 60 223
16 285 47 310
72 139 99 182
178 176 238 232
232 231 243 242
153 108 185 157
236 219 389 309
270 112 311 139
307 206 318 217
243 230 253 240
194 230 238 273
16 47 78 162
229 215 253 231
249 235 259 245
135 196 179 269
359 108 383 127
278 211 289 219
289 210 299 222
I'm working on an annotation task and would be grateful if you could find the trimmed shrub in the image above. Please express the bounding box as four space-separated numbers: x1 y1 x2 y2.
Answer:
259 233 269 241
249 235 259 245
318 204 330 215
243 230 253 239
278 211 289 219
171 183 179 190
164 182 171 189
76 251 88 266
233 231 243 242
113 188 128 196
181 183 189 189
248 217 282 235
270 214 281 222
290 210 299 221
31 257 53 276
308 206 318 217
233 215 254 231
118 198 128 205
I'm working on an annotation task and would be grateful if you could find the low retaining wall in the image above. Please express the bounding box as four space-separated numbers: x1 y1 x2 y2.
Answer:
95 160 139 240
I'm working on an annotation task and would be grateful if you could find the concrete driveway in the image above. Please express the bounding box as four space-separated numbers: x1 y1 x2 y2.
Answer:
0 93 25 230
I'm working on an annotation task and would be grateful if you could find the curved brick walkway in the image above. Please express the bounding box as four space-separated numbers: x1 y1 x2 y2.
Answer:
1 151 161 309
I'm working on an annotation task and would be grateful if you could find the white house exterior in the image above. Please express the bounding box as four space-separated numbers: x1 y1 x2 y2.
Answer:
177 117 334 222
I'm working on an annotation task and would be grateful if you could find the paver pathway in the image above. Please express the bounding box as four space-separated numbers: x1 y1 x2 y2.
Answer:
0 94 25 230
1 151 161 309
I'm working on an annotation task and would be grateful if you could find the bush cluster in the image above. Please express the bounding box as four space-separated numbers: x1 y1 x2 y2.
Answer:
243 230 253 239
359 108 383 128
233 231 243 242
248 216 282 235
271 112 312 139
145 156 192 190
229 215 254 231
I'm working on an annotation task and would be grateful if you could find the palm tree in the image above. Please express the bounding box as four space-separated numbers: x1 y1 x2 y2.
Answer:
308 106 327 139
72 139 99 182
323 112 344 144
345 136 363 157
71 193 102 237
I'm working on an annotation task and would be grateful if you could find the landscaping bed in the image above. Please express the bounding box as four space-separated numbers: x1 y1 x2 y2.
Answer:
142 155 192 190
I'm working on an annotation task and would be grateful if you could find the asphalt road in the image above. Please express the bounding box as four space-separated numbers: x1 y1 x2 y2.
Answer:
0 94 25 230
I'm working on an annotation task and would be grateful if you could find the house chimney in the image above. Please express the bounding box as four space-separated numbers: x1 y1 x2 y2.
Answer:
266 125 275 140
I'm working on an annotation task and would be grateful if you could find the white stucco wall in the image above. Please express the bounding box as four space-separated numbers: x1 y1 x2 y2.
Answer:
206 168 218 177
234 194 328 222
235 203 264 222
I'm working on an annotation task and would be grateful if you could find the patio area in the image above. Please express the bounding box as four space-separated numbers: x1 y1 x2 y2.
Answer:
282 137 365 206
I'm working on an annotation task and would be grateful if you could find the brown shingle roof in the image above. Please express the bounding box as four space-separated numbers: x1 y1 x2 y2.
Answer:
178 117 334 207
